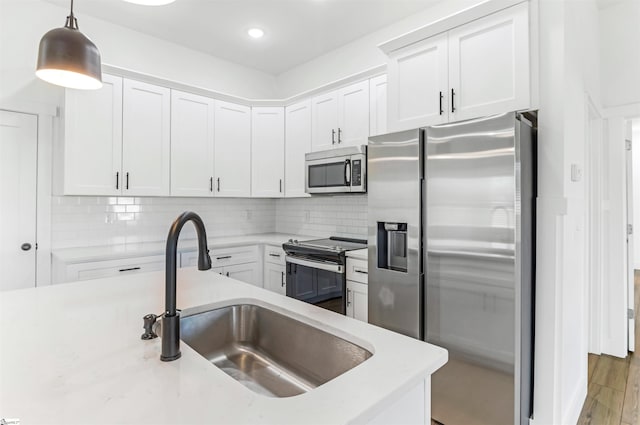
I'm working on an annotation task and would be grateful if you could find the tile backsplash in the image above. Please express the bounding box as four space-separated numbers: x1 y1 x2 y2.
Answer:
51 195 368 249
51 196 276 249
275 195 368 240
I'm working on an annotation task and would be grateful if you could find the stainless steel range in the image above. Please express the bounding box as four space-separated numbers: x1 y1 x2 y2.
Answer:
283 237 367 314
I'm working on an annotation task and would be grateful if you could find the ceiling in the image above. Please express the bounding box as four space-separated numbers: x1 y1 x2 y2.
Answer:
45 0 438 75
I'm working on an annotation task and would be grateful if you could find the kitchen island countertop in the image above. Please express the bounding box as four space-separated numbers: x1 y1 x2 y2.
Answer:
0 268 446 424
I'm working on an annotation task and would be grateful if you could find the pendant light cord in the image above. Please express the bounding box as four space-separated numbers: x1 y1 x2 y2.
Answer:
65 0 79 30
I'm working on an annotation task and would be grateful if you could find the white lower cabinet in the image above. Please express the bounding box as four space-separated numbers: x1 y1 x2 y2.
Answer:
263 245 286 295
346 280 368 322
183 245 261 287
264 262 286 295
55 255 165 283
346 255 368 322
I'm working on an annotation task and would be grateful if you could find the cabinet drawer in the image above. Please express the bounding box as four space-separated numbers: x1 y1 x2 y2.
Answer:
210 245 259 267
264 245 286 266
346 257 368 284
65 255 165 282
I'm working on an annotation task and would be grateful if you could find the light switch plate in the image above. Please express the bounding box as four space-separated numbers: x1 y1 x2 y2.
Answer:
571 164 582 182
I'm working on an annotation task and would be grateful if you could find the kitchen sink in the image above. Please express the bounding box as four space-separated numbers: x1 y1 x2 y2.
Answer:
178 304 372 397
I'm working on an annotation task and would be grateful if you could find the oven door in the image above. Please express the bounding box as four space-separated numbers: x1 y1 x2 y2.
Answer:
285 256 345 314
305 155 352 194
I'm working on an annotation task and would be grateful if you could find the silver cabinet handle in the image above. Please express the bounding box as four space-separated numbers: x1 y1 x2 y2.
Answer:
216 255 232 260
281 271 285 287
354 269 368 274
125 172 130 190
21 243 32 251
331 129 336 145
346 288 352 306
451 88 456 113
226 272 229 277
269 253 281 258
279 179 283 193
210 177 213 192
116 172 120 190
338 127 342 144
217 177 220 192
119 267 141 272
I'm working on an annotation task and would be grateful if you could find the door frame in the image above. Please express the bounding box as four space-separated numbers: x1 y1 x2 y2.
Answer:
0 101 55 286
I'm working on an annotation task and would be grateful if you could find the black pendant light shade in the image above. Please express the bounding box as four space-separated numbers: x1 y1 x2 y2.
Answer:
36 0 102 90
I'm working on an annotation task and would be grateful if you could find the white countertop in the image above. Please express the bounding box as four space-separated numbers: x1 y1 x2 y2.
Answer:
53 233 312 264
0 269 447 425
346 248 368 261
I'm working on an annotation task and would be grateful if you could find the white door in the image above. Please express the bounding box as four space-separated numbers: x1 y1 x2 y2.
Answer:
448 2 530 121
264 263 286 295
225 263 261 287
214 100 251 197
387 33 448 131
285 100 312 198
122 79 171 196
64 73 122 195
337 80 369 147
170 90 215 197
311 91 338 151
627 139 635 351
346 280 369 322
251 107 285 197
0 111 37 291
369 75 388 137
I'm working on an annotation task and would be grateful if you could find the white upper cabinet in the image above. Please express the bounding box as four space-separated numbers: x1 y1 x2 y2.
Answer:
170 90 215 197
311 91 338 151
311 80 370 151
285 100 312 198
369 74 388 137
251 107 285 198
64 74 123 196
448 2 530 121
337 80 369 147
214 100 251 197
387 33 448 131
385 2 530 130
122 79 171 196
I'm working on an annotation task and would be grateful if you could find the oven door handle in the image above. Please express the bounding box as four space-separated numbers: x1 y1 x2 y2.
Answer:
285 256 344 273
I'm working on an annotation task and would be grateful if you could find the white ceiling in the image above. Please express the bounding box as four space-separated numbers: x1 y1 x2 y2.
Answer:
46 0 439 75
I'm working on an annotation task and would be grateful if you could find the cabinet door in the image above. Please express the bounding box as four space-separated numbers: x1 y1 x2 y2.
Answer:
387 33 448 131
347 280 369 322
214 100 251 197
264 262 286 295
251 107 285 197
285 100 312 198
122 79 171 196
337 80 369 147
64 74 122 196
448 2 530 121
170 90 215 197
369 75 388 137
311 91 338 151
225 262 261 287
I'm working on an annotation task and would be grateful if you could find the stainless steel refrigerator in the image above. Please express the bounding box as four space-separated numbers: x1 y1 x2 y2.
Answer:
368 111 535 425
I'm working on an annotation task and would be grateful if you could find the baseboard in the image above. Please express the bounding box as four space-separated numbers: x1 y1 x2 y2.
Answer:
562 376 588 425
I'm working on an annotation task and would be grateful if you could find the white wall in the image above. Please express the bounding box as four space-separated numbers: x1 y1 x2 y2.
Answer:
599 0 640 109
275 0 485 97
634 120 640 268
0 0 278 113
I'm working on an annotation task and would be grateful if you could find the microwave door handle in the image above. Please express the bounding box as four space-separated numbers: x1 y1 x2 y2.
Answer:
344 159 351 186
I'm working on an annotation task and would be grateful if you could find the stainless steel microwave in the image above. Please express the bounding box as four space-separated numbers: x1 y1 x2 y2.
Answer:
305 145 367 194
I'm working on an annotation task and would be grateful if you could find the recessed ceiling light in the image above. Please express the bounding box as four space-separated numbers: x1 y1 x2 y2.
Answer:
123 0 176 5
248 28 265 39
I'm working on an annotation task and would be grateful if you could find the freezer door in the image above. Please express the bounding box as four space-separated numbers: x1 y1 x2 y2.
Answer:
368 129 423 339
425 112 534 425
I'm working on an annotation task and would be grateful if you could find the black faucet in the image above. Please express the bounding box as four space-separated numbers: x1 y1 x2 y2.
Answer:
160 211 212 361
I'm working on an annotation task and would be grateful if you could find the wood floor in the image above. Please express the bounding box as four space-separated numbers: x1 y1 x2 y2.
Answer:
577 271 640 425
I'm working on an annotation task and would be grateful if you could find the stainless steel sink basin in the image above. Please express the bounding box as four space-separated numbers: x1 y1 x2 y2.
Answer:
178 304 372 397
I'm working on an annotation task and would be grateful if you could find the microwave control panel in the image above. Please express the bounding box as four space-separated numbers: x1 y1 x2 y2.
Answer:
352 160 361 186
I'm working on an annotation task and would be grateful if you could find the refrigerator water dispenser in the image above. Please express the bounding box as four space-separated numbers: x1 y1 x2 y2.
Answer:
377 222 408 272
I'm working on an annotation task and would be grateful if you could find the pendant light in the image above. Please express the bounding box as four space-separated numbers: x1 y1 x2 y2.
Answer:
36 0 102 90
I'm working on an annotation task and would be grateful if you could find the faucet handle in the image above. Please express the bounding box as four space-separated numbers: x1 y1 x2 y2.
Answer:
141 313 161 340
